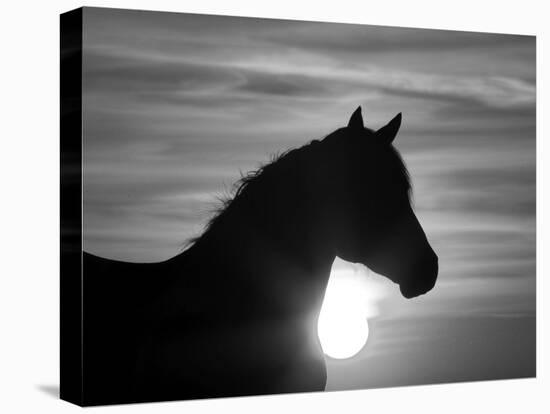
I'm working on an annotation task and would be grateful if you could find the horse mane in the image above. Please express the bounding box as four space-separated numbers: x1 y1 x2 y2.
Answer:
185 138 322 248
184 125 413 249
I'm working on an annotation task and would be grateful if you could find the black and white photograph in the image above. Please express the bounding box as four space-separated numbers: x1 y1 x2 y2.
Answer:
58 6 537 406
2 0 550 412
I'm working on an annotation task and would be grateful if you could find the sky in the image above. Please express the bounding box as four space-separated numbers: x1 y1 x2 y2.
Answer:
82 7 536 389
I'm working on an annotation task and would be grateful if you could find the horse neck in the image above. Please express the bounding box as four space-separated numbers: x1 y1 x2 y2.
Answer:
178 170 335 293
236 179 334 263
168 167 336 324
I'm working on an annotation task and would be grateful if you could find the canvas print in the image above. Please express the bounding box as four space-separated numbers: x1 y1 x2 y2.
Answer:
60 7 536 406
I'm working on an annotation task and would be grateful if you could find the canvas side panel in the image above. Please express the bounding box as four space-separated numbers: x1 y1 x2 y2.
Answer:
60 7 84 406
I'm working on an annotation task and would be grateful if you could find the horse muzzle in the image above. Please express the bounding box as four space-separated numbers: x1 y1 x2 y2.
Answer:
399 253 438 299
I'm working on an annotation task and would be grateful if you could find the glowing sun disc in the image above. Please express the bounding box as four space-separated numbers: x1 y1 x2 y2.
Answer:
318 311 369 359
317 259 377 359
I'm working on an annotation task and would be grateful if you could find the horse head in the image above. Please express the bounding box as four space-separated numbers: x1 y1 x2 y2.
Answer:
312 107 438 298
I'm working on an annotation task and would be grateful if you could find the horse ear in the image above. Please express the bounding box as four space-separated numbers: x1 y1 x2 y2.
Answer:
347 106 364 129
376 113 402 144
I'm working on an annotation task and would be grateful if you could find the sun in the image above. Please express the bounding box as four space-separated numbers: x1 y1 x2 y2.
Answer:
318 305 369 359
318 259 379 359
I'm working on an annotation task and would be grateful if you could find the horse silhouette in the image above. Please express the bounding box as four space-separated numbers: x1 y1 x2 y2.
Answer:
82 107 438 405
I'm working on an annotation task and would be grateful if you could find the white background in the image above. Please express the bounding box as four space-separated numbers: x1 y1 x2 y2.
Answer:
0 0 547 412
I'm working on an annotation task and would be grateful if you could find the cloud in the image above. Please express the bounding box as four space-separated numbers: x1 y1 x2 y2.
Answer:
262 22 534 55
84 50 242 94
